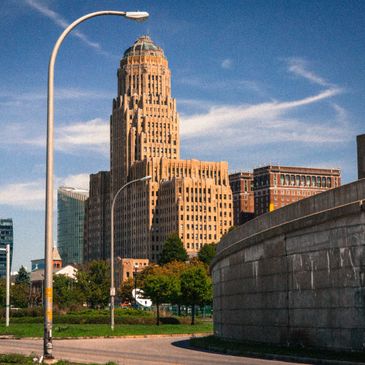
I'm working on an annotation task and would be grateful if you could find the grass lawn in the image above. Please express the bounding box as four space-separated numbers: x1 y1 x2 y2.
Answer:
0 322 213 338
190 336 365 363
0 353 117 365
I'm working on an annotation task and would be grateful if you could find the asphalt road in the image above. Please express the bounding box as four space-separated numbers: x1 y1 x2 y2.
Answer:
0 336 309 365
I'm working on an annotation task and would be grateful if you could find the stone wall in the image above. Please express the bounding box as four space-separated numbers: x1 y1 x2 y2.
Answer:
212 178 365 350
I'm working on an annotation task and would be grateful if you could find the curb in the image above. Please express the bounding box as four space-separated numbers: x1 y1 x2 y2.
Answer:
1 333 212 341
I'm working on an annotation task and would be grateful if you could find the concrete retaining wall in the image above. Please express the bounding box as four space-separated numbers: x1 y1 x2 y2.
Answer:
212 179 365 350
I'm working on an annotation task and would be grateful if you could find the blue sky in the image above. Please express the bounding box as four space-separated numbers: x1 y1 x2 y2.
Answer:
1 0 364 270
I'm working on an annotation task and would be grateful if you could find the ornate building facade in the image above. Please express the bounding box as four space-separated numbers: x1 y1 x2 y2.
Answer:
253 165 341 216
110 36 233 262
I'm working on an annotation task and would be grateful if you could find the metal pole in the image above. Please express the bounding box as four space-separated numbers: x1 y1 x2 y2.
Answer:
43 10 148 359
5 245 10 327
110 176 151 330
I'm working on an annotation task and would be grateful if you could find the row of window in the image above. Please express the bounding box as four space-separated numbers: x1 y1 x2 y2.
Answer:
279 174 333 188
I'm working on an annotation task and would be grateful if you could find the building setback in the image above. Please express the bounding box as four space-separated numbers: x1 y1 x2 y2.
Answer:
253 165 341 216
229 172 254 226
110 36 233 262
84 171 111 262
57 187 88 265
0 219 13 278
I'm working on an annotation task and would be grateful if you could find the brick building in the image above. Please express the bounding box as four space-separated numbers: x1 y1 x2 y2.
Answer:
110 36 233 262
253 165 341 216
229 172 254 226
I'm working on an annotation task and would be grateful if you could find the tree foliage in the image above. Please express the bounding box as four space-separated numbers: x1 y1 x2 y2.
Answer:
76 260 110 309
15 266 30 285
118 277 134 305
198 244 217 266
142 266 180 325
11 283 29 308
54 274 81 310
158 233 188 265
180 263 212 324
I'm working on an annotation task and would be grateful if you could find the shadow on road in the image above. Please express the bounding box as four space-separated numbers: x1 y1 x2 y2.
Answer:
171 338 223 355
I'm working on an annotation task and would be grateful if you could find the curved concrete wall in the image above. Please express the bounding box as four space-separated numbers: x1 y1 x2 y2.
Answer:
212 179 365 350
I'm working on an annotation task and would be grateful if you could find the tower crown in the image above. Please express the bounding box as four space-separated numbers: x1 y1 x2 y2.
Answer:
123 35 163 57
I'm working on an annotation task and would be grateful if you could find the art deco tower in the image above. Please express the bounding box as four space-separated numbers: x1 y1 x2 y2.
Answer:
111 35 179 192
110 36 233 262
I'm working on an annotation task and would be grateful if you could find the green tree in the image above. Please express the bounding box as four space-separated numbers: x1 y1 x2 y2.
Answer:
198 244 217 266
53 274 81 311
118 277 134 305
162 261 188 315
15 266 30 285
180 263 212 325
159 233 188 265
142 267 179 325
11 283 29 308
76 261 110 308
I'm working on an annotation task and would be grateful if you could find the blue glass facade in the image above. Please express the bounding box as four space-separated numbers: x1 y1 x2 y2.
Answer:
0 219 13 277
57 187 88 265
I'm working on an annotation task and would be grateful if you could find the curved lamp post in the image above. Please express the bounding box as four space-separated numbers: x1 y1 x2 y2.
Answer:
44 10 149 360
110 175 151 330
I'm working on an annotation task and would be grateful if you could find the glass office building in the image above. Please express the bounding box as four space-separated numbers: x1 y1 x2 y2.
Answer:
0 219 13 277
57 187 88 265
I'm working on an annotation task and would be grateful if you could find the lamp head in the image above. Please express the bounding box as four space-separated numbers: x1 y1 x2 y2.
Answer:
140 175 152 182
125 12 149 22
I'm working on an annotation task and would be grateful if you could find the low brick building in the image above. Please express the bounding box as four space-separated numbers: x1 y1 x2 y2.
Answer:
253 165 341 216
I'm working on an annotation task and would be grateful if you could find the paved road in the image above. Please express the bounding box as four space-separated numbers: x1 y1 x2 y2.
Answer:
0 336 309 365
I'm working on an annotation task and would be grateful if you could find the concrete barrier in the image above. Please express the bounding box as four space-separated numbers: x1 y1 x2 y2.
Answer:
212 178 365 350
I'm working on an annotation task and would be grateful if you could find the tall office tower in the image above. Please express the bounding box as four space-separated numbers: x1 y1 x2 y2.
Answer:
253 165 341 216
111 36 233 262
84 171 111 262
57 187 89 265
229 172 254 226
0 219 13 277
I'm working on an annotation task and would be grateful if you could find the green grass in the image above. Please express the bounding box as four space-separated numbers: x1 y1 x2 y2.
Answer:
0 353 117 365
0 322 213 338
190 336 365 363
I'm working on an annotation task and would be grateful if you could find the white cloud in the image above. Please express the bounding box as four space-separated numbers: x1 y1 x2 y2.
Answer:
25 0 103 52
0 174 90 210
286 57 331 87
0 88 111 107
0 180 45 210
59 174 89 190
221 58 233 69
180 87 342 139
3 118 110 154
56 118 109 153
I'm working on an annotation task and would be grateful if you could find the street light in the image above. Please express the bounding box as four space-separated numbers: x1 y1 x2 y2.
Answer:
0 244 10 327
110 175 151 330
44 10 149 361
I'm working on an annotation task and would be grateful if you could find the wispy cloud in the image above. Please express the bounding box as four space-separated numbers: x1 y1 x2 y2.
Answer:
221 58 233 69
0 88 112 107
27 118 109 153
286 57 331 87
25 0 105 53
177 76 266 96
0 174 89 210
180 87 342 139
1 118 109 154
0 180 45 210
